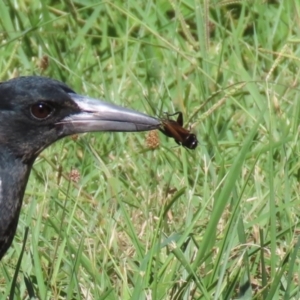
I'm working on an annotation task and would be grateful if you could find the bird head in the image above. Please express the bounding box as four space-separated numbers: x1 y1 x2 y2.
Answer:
0 76 159 164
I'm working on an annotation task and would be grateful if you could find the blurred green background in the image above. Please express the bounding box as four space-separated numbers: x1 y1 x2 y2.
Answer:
1 0 300 299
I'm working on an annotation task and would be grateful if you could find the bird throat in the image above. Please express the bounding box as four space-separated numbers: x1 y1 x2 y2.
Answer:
0 149 33 259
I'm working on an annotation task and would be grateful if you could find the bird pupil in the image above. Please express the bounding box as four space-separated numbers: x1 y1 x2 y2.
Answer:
31 102 53 119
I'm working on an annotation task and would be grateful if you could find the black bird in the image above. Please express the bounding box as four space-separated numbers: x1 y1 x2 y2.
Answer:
0 76 160 260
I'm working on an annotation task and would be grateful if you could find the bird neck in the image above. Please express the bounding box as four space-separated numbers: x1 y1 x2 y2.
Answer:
0 148 33 259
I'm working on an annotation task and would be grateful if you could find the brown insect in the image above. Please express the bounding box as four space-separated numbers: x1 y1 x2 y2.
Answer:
159 112 198 149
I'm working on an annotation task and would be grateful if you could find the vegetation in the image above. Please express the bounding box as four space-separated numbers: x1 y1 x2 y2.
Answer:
1 0 300 299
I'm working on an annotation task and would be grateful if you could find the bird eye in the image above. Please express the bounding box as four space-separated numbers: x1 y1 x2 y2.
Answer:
30 102 54 120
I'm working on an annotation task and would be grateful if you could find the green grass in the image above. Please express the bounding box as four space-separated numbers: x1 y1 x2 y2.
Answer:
1 0 300 299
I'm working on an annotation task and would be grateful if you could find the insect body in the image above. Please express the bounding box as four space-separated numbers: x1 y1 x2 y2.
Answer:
159 112 198 149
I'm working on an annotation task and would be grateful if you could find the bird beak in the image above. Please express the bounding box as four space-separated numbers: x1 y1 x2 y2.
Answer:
57 93 160 134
